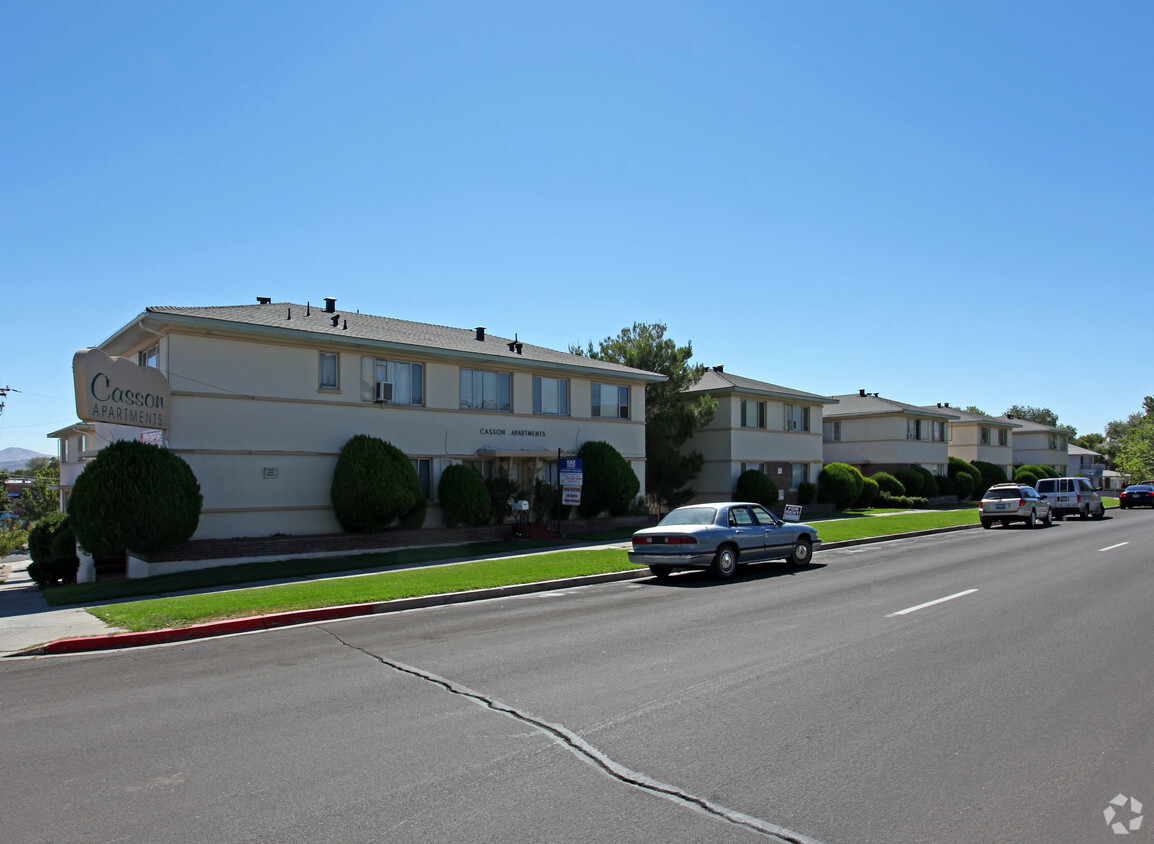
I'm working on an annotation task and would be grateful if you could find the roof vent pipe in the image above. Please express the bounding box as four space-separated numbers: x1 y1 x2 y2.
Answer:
859 389 867 397
476 327 486 341
713 365 724 373
257 296 271 305
324 297 337 313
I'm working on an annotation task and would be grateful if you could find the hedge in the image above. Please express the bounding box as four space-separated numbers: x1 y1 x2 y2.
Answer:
577 440 640 518
819 463 865 510
735 469 780 509
330 435 426 532
438 464 493 527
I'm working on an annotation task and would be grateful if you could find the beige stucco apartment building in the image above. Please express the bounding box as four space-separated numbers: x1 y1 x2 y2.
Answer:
823 391 958 476
54 299 663 543
1005 415 1070 474
680 367 837 503
925 404 1019 479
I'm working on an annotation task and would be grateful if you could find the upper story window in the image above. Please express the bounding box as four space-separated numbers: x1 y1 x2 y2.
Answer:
933 420 946 442
461 368 511 412
785 404 810 432
740 399 766 429
375 359 424 406
824 420 841 442
980 426 991 445
319 352 339 390
998 429 1009 446
533 376 569 416
907 419 922 440
1048 433 1063 450
592 383 630 419
138 344 159 368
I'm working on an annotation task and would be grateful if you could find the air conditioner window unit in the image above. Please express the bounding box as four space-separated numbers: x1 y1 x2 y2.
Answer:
375 382 394 403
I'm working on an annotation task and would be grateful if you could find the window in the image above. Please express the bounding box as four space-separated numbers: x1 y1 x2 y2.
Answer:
592 383 629 419
375 359 424 406
460 369 511 412
412 458 432 500
998 429 1009 446
785 404 810 432
824 420 841 442
741 399 767 429
1049 434 1060 450
138 344 159 368
980 426 990 445
908 419 921 440
791 462 808 489
319 352 339 390
533 376 569 415
740 462 768 474
933 420 946 442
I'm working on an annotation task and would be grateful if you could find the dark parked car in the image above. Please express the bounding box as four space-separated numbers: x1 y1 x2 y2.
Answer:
979 483 1052 529
1119 484 1154 509
628 501 822 579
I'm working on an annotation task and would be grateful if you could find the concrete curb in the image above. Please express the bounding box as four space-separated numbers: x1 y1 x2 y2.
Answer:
11 523 982 657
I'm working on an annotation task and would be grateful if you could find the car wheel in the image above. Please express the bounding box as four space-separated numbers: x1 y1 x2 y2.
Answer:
1027 508 1039 528
1080 506 1090 520
1092 504 1105 520
711 545 738 578
981 519 993 529
788 537 813 565
649 565 672 580
1043 508 1053 527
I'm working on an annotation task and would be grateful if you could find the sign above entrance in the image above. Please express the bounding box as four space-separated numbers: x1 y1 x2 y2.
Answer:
73 348 171 430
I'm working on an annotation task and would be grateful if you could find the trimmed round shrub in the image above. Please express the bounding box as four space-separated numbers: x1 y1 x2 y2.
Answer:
438 464 492 527
331 435 425 532
69 440 202 556
1016 464 1058 481
577 440 640 518
948 456 983 501
27 512 79 589
1014 470 1038 488
818 463 865 511
971 460 1007 499
911 466 938 498
735 469 779 509
484 470 521 523
855 476 879 509
893 469 925 497
797 482 817 506
934 474 955 498
951 470 974 500
871 472 905 497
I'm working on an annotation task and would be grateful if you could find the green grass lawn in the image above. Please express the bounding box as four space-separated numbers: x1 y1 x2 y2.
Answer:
77 507 986 634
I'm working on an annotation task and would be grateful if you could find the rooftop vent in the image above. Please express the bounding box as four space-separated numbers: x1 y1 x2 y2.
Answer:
713 365 724 373
330 314 340 327
476 327 486 341
324 297 337 313
257 296 272 305
859 389 867 397
507 334 523 355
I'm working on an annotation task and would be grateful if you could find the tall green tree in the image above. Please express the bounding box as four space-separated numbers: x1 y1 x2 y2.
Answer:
1117 396 1154 481
18 457 60 522
961 405 988 416
1004 404 1074 435
574 322 717 512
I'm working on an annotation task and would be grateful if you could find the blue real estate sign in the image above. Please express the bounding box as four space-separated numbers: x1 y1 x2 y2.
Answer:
561 458 583 505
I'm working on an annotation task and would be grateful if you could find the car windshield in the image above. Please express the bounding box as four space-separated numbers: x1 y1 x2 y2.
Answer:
658 507 717 526
985 488 1024 500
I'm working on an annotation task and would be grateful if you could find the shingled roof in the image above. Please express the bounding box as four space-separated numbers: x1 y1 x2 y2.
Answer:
104 302 664 380
683 367 837 404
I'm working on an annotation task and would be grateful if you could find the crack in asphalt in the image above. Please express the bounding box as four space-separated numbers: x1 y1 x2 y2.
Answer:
323 628 826 844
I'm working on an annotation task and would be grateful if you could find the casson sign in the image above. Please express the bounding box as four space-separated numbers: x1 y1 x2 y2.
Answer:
73 348 171 430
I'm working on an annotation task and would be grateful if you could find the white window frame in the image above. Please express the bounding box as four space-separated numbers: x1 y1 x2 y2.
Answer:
790 462 808 489
592 383 630 419
741 399 767 429
375 359 424 406
460 368 511 412
785 404 810 432
824 420 841 442
980 426 990 445
319 352 339 390
138 344 159 369
998 429 1009 446
533 376 569 416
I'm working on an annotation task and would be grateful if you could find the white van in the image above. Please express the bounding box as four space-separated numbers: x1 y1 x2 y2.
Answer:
1034 477 1105 520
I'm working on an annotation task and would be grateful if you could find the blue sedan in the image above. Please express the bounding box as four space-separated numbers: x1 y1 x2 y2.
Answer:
628 501 822 579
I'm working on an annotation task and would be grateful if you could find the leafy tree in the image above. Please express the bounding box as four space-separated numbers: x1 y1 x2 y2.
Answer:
1072 433 1106 452
1005 404 1074 436
0 523 29 558
575 322 717 513
961 405 988 416
1117 397 1154 481
18 457 61 522
970 460 1007 499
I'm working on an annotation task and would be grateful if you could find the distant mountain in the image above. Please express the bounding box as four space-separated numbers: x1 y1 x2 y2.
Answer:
0 447 53 472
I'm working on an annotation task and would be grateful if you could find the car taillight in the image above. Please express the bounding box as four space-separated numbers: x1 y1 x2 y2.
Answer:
664 536 697 545
634 535 697 545
1019 499 1026 507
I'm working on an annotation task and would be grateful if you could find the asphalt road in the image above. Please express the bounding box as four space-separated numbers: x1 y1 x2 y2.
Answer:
3 511 1153 843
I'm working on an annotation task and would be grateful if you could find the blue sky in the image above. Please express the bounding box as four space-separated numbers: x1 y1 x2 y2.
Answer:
2 1 1151 455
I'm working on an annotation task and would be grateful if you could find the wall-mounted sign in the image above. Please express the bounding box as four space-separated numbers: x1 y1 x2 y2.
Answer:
73 348 172 430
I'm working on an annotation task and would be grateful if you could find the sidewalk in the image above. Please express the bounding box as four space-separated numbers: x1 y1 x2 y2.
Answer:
0 554 124 656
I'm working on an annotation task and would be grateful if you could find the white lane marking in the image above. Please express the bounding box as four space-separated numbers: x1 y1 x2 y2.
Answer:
1100 542 1129 552
887 588 978 617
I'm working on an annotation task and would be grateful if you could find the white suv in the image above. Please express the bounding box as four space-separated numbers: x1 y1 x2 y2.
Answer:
1035 477 1105 520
